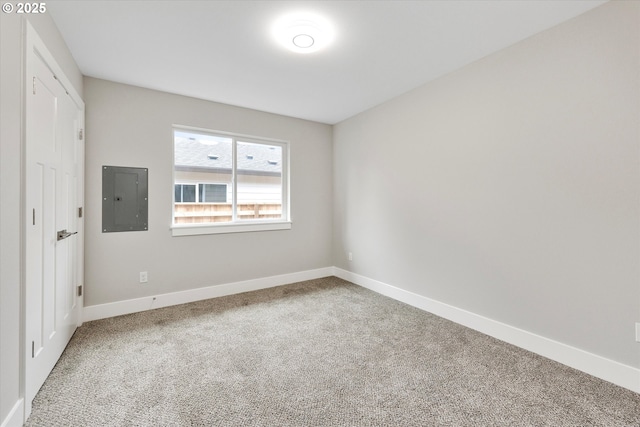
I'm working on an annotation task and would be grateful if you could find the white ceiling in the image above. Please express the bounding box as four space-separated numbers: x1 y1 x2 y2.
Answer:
48 0 607 124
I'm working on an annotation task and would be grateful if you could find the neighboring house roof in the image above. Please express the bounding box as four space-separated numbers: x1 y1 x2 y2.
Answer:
175 137 282 175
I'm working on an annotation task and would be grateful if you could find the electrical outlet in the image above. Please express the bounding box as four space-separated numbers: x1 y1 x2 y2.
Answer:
636 323 640 342
140 271 148 283
348 252 353 261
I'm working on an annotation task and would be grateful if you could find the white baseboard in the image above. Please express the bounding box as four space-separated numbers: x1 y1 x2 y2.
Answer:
333 267 640 394
83 267 334 322
1 398 24 427
81 266 639 393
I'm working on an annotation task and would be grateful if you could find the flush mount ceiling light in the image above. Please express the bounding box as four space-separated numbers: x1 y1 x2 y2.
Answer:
272 12 335 54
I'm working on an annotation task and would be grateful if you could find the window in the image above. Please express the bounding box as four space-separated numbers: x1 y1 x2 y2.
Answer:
199 183 227 203
172 127 290 236
174 184 196 203
174 183 227 203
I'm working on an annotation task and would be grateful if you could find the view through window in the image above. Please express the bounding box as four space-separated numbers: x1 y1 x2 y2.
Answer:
173 128 288 227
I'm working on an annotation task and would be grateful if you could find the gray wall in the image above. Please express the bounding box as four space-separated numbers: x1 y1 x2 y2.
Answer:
3 3 638 423
333 0 639 368
83 77 333 307
1 12 83 425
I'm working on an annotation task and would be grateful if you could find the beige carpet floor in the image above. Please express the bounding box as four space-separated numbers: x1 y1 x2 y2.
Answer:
26 276 640 426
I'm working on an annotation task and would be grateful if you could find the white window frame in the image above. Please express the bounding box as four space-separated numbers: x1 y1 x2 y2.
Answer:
171 125 291 236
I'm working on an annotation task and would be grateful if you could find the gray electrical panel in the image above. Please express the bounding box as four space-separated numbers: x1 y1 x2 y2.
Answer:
102 166 148 232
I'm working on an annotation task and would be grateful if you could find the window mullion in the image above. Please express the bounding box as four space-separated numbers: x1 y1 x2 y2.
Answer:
232 138 238 222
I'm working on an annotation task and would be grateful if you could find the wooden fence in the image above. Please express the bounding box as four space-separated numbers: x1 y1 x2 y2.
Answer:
174 203 282 224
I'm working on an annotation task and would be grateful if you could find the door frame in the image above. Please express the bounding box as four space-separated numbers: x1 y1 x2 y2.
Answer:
22 20 85 420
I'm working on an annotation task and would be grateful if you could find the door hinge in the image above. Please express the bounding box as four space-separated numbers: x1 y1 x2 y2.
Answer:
77 285 83 297
78 207 83 218
32 77 36 95
79 129 83 140
31 341 35 358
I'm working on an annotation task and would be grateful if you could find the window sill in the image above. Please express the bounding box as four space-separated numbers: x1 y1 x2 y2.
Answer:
171 221 292 236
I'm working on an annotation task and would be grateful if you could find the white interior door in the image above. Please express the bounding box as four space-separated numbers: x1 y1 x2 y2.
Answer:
24 31 84 415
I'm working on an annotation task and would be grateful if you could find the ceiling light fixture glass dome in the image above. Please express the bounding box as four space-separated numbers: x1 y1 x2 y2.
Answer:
272 12 335 54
